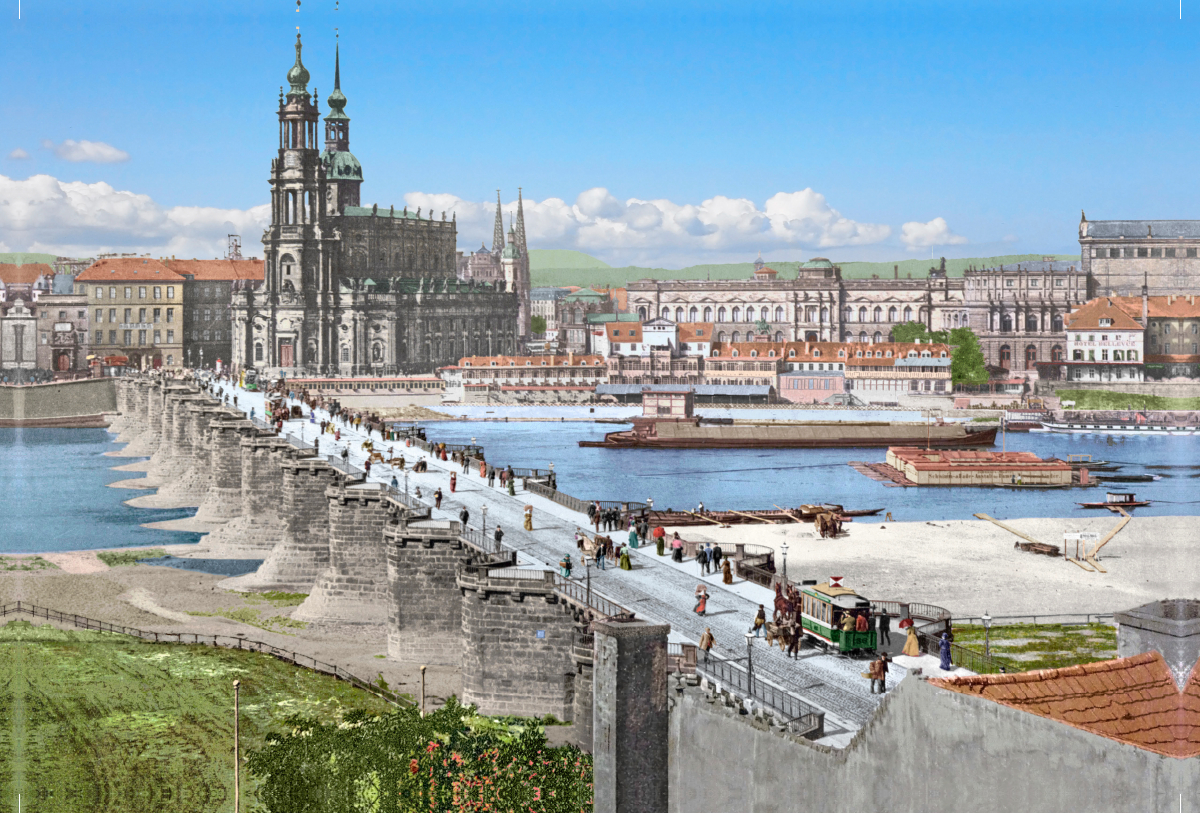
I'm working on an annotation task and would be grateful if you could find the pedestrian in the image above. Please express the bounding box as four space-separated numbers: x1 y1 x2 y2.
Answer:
523 505 533 532
619 546 632 570
335 429 341 442
434 488 443 509
341 447 349 465
628 524 639 550
752 605 766 637
697 501 705 514
699 627 714 663
594 545 607 570
670 532 683 562
450 472 457 493
587 501 596 527
560 553 573 578
877 612 891 646
487 466 496 488
313 437 320 455
494 525 504 548
250 407 256 420
694 585 709 616
391 475 399 490
901 624 921 657
695 545 708 576
364 458 372 476
711 543 723 570
507 476 515 497
459 507 470 527
461 455 469 474
652 525 665 555
869 655 886 694
703 544 714 575
855 612 869 633
787 618 802 658
722 558 733 585
939 632 953 672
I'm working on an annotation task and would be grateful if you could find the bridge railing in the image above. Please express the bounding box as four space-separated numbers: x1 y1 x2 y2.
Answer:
552 573 635 620
694 650 824 739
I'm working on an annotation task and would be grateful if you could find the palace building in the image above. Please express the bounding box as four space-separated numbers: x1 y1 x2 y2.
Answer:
230 35 522 376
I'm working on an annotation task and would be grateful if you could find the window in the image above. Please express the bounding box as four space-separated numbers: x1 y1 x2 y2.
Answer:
718 307 727 321
110 287 118 299
95 309 103 323
1190 249 1198 258
204 309 211 322
95 287 104 299
153 308 161 322
167 355 173 365
109 330 117 344
1005 279 1014 287
167 330 174 343
255 343 263 362
788 349 796 357
1055 278 1064 287
203 330 210 341
703 307 712 321
94 331 102 345
153 330 161 343
192 330 199 341
138 308 146 323
167 286 175 299
1165 324 1172 335
1151 248 1162 258
1166 248 1177 258
138 286 146 299
1138 248 1149 258
887 306 897 322
138 329 147 345
153 286 161 299
166 308 174 323
732 307 741 322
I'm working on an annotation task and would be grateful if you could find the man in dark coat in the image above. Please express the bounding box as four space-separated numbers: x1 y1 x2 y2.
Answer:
877 612 891 646
459 507 470 527
711 544 723 569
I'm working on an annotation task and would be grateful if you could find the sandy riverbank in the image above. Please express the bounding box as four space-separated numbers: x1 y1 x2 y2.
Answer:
0 549 461 706
664 515 1196 618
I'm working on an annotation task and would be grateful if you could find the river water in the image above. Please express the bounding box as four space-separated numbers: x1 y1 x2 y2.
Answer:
3 420 1198 555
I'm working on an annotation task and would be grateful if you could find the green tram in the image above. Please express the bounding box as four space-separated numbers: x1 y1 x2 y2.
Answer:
799 582 876 654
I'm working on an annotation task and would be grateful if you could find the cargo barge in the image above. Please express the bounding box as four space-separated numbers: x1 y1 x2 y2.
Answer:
579 390 996 449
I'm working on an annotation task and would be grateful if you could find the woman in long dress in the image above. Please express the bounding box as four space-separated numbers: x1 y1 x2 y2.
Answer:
722 559 733 585
694 585 709 616
902 625 921 657
619 547 632 570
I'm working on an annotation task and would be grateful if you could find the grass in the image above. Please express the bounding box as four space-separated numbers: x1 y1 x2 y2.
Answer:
96 548 168 567
239 591 308 608
1056 389 1200 411
186 608 308 635
0 556 58 572
952 622 1117 672
0 618 396 812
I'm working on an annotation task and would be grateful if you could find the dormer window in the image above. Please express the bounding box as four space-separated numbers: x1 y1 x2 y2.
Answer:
813 350 821 357
696 329 704 336
768 350 775 357
732 350 739 358
788 349 796 358
526 361 532 366
1099 318 1112 327
940 351 947 357
885 351 893 358
712 350 719 357
541 361 548 366
856 351 863 358
490 361 497 366
750 350 758 358
464 362 472 367
509 361 516 366
838 350 845 357
909 351 918 358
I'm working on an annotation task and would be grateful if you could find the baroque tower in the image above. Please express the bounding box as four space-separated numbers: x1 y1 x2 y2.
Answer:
321 40 363 214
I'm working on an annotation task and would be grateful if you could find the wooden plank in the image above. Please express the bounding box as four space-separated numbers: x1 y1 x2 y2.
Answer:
1066 557 1094 572
685 510 726 527
773 504 807 524
1089 508 1131 559
1086 557 1108 573
729 510 778 524
974 513 1049 548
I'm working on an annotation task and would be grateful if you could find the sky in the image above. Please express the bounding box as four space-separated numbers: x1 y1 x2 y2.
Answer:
2 0 1198 267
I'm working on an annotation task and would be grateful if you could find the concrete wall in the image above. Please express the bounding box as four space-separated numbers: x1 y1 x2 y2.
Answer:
385 517 468 665
0 377 116 427
667 675 1199 813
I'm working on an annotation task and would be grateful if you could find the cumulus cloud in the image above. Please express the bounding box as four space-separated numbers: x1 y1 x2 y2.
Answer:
900 217 968 250
0 173 269 258
7 148 30 160
407 186 896 266
41 139 130 164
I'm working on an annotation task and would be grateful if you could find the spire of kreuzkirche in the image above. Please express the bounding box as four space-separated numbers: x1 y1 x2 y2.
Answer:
287 33 310 98
515 187 527 255
492 190 505 253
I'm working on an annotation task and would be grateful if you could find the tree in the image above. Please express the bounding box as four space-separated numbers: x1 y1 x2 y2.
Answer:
890 322 987 386
530 315 547 335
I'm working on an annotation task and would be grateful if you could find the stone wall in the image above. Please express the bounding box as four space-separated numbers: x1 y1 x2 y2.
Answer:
0 377 116 427
201 435 296 560
385 516 468 665
292 483 393 624
571 632 594 751
457 565 579 719
115 381 161 456
140 400 226 507
192 416 257 523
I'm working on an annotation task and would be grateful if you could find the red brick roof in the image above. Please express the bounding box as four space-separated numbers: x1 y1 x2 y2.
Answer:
708 340 950 364
0 263 53 285
76 258 185 282
606 322 643 342
1111 294 1200 319
932 651 1200 758
163 259 265 281
677 322 713 342
888 448 1069 473
453 354 604 368
1066 297 1145 330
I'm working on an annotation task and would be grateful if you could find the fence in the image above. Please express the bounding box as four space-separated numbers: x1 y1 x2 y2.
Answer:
954 612 1115 627
917 631 1003 674
0 601 413 708
552 573 635 620
694 650 824 739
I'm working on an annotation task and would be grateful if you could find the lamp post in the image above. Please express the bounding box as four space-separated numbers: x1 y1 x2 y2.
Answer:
585 554 592 608
780 541 789 583
548 461 555 490
982 610 992 658
232 679 241 813
482 505 488 542
744 631 755 696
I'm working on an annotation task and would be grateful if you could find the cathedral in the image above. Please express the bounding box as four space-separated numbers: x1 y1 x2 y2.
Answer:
231 35 525 376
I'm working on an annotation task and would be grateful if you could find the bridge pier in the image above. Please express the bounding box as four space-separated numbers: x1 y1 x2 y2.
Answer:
134 400 225 508
107 379 131 437
192 413 257 523
113 380 161 457
385 515 468 665
142 387 198 484
457 564 579 720
291 483 392 624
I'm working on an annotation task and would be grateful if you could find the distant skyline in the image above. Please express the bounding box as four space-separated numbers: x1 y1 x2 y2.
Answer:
2 1 1197 266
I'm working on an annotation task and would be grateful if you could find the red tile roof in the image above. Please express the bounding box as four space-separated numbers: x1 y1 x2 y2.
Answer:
932 651 1200 758
163 259 265 281
677 322 713 342
1111 294 1200 319
453 354 604 368
76 258 185 282
1066 297 1145 331
606 322 643 342
887 448 1070 473
708 340 950 364
0 263 53 285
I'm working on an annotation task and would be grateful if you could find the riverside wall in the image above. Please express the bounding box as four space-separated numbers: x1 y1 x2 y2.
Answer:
0 377 116 428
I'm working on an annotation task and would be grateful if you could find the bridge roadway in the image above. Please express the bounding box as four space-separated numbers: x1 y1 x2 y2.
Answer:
218 384 904 741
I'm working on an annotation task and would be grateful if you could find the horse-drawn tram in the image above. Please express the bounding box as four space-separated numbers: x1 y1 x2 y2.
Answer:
799 581 876 654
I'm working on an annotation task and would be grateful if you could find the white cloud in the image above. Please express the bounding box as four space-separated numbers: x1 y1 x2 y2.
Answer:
7 148 30 160
0 173 269 258
42 139 130 164
900 217 968 251
407 186 898 267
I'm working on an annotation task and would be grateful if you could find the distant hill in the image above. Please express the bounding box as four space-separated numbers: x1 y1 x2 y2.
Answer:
0 252 60 266
527 250 611 270
529 254 1082 288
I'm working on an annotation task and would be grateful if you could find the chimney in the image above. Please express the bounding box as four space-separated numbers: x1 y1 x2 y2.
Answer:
1115 599 1200 686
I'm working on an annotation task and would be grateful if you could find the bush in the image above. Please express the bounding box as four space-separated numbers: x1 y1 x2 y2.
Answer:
97 548 167 567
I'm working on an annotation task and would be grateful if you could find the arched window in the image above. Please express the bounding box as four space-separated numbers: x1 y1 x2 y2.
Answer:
999 345 1012 368
675 307 684 322
712 349 720 357
858 306 868 322
1051 345 1064 362
774 331 783 342
745 307 755 322
732 350 740 358
717 331 727 342
1025 345 1037 369
254 342 263 362
873 307 882 323
903 306 912 322
750 350 758 358
731 307 741 322
788 349 796 357
731 331 741 343
1026 316 1039 332
888 306 897 322
873 331 883 343
717 306 727 322
689 306 698 322
775 306 784 322
845 306 854 321
1052 314 1064 332
859 331 868 342
661 307 670 319
768 350 775 357
820 307 828 323
638 306 647 320
703 306 712 321
1001 314 1013 332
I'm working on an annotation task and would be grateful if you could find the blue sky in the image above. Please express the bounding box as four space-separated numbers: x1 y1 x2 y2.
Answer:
2 0 1197 265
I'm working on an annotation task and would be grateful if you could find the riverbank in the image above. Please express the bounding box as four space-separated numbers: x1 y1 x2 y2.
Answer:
658 514 1195 618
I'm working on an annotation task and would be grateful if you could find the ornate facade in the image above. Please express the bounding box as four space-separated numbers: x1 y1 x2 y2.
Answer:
231 36 520 376
1079 213 1200 296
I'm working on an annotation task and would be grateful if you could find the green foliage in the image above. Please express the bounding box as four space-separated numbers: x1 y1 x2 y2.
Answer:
1055 389 1200 411
187 608 308 635
97 548 168 567
952 622 1116 672
246 697 593 813
531 315 548 334
527 249 611 270
0 252 60 265
240 591 310 607
890 322 988 386
0 556 58 572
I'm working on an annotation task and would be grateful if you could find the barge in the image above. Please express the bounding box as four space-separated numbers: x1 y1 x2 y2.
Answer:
579 390 997 449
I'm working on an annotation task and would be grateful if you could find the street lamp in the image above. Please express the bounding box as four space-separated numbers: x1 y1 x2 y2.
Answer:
981 610 992 658
780 541 788 583
585 554 592 608
232 679 241 813
482 505 488 540
744 631 755 696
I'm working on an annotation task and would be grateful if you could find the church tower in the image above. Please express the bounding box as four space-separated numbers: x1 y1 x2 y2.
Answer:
321 41 362 214
491 190 505 254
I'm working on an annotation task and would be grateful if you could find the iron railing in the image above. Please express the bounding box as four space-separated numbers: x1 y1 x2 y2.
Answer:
694 650 824 738
954 612 1115 627
552 574 634 620
917 631 1003 674
0 602 412 707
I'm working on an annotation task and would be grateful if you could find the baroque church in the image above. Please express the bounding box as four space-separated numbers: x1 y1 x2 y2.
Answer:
231 35 524 376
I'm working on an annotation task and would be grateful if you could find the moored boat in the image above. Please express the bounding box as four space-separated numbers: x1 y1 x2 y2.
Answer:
1077 491 1151 509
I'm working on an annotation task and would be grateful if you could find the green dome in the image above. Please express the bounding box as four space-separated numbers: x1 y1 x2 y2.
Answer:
501 243 520 260
286 34 310 96
322 150 362 181
801 257 834 268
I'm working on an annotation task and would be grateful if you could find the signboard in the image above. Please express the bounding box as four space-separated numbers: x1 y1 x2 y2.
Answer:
1063 532 1101 542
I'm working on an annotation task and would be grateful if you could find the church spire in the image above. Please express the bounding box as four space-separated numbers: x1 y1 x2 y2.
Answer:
286 33 310 99
492 190 505 253
515 187 527 255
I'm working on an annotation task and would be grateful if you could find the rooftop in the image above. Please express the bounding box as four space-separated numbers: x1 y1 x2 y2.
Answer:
76 258 186 282
887 448 1070 472
1110 294 1200 320
1066 297 1146 331
0 263 53 285
1083 219 1200 240
163 259 265 281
